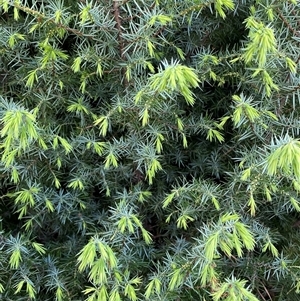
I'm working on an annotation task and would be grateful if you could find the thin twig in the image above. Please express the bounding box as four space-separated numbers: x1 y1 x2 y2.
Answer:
112 1 124 59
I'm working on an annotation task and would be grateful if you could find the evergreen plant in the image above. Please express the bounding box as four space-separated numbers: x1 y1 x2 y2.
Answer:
1 0 300 300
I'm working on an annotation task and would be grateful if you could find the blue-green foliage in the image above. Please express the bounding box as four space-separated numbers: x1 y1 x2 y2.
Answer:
0 0 300 300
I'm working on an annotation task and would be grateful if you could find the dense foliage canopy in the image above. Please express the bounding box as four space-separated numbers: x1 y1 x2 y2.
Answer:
1 0 300 300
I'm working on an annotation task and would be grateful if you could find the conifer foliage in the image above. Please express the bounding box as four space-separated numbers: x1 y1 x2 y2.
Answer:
1 0 300 300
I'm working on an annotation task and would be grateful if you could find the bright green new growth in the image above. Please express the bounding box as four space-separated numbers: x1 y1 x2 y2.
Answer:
204 213 255 261
243 16 277 68
148 60 200 105
212 277 260 301
267 137 300 179
0 101 39 167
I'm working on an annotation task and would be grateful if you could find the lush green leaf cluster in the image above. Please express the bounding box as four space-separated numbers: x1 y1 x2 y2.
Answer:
1 0 300 300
